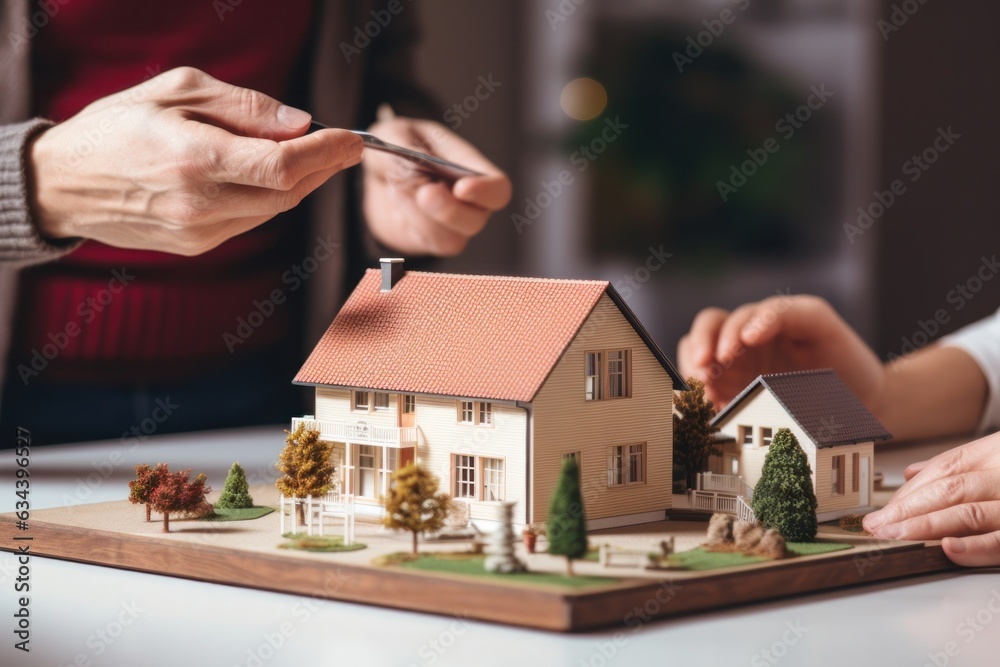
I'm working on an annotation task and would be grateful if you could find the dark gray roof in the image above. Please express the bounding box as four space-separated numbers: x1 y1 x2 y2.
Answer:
710 369 892 448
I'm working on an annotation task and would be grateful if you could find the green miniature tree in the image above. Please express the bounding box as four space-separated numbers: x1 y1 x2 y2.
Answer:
275 424 333 524
149 469 210 533
128 463 168 522
546 456 588 576
751 428 818 542
216 462 254 509
672 378 721 490
382 463 452 555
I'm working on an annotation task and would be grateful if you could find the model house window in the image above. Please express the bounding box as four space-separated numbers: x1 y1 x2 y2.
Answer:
402 394 416 415
478 402 493 425
760 427 773 447
357 445 376 497
563 451 581 464
458 400 493 426
584 349 632 401
832 455 845 495
378 448 399 499
373 392 391 411
739 425 754 446
455 455 476 499
852 452 860 493
353 391 370 411
607 443 645 486
482 457 505 501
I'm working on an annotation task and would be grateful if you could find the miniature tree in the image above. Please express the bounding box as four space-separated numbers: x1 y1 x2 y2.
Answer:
275 424 333 524
751 428 818 542
216 462 254 510
546 456 588 576
128 463 168 522
673 377 721 489
382 463 452 555
149 469 210 533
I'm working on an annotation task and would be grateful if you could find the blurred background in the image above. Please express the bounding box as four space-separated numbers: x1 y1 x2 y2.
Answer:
412 0 999 362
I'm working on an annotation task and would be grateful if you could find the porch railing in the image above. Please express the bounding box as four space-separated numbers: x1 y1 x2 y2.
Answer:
291 417 417 447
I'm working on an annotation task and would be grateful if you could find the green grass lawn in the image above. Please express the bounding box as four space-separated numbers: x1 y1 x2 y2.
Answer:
383 552 620 589
670 542 853 571
200 506 275 522
279 532 366 553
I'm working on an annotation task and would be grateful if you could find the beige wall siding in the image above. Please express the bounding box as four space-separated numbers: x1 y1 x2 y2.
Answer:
531 294 674 524
715 388 875 515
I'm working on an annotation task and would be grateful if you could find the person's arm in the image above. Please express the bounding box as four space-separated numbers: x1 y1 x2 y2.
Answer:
0 119 81 264
677 295 988 441
23 67 363 257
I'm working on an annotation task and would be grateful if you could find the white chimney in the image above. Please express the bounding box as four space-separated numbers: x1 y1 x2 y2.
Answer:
379 258 404 292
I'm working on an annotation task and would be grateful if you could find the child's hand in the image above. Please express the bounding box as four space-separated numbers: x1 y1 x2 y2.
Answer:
677 294 886 411
864 431 1000 567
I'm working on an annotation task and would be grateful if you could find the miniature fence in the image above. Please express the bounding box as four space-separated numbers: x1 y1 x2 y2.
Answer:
279 492 356 545
737 495 756 523
696 472 740 494
599 538 674 569
690 491 737 514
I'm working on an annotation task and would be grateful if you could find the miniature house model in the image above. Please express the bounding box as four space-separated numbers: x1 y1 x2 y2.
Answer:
709 370 892 522
292 259 686 529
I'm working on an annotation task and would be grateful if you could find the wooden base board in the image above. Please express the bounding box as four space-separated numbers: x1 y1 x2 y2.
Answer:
0 510 957 632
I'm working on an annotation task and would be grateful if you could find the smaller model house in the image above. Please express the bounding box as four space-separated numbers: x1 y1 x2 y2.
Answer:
710 369 891 522
291 259 686 530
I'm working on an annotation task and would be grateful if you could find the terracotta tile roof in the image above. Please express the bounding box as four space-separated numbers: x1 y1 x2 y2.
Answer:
294 269 684 402
711 369 892 447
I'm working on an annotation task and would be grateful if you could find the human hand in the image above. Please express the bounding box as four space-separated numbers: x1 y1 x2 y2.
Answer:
361 117 511 256
29 67 363 255
863 431 1000 567
677 295 886 410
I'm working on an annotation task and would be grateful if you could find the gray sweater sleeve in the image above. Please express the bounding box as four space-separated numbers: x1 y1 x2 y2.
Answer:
0 119 81 264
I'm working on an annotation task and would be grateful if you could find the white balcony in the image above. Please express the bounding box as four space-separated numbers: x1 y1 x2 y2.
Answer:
291 417 417 447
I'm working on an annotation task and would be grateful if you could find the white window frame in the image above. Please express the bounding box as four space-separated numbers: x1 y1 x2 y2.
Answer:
353 391 370 411
482 457 505 502
760 427 773 447
454 454 477 499
373 392 391 411
457 400 493 426
459 401 474 423
739 425 754 447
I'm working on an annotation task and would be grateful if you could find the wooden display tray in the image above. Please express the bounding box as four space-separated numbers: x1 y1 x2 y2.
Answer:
0 504 958 633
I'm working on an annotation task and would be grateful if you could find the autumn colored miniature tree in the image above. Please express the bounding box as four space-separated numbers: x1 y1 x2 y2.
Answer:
673 378 721 489
149 469 210 533
216 462 254 510
128 463 168 522
751 428 818 542
275 424 333 524
546 456 588 576
382 463 452 555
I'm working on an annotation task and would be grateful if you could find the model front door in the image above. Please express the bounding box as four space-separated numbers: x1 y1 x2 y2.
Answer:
399 394 416 427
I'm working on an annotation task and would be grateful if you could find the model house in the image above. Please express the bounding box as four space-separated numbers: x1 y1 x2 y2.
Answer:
709 369 892 522
291 259 686 530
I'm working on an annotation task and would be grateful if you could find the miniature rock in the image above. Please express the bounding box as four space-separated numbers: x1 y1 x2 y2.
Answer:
484 501 527 574
753 528 790 560
734 520 765 551
706 513 735 547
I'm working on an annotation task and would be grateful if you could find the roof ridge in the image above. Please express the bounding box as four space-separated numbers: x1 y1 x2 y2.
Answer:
363 268 609 287
760 368 834 379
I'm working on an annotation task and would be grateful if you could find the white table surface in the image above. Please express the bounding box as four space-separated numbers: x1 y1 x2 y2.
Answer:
1 426 997 667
